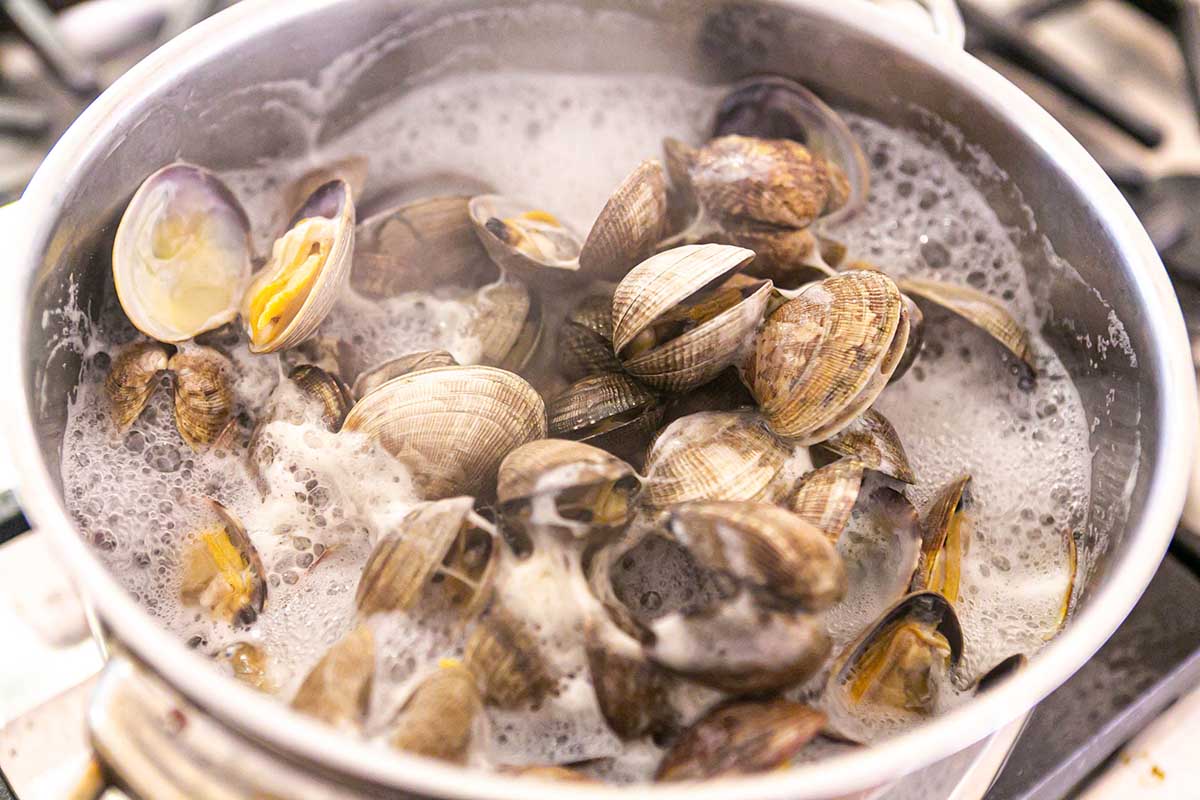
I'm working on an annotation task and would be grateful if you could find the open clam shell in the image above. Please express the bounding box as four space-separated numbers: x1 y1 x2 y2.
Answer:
788 457 865 543
546 372 664 467
469 195 583 284
244 179 355 354
389 661 483 764
342 365 546 500
612 244 769 392
351 350 458 400
820 409 916 483
106 341 170 430
899 277 1035 373
291 622 374 730
179 500 265 626
113 163 252 343
577 160 669 282
910 474 972 603
752 270 908 444
169 346 234 451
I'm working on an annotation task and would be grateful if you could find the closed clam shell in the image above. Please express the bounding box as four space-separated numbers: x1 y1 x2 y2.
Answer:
821 408 916 483
351 350 458 400
291 622 374 729
282 336 351 379
559 292 622 380
788 458 865 543
586 634 675 739
641 411 793 510
667 501 846 609
288 364 352 432
389 661 483 764
106 341 170 430
169 346 234 451
578 160 669 282
656 699 826 781
471 279 543 372
244 179 355 354
342 365 546 500
352 194 493 297
468 195 582 284
752 270 906 443
464 606 556 709
546 372 663 466
899 277 1035 371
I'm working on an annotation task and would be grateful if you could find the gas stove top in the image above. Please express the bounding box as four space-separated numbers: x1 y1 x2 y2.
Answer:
3 1 1200 799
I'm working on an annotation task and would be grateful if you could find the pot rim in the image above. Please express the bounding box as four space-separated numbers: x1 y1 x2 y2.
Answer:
7 0 1195 797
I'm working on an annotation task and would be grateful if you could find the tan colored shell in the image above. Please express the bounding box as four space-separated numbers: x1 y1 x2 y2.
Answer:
752 270 907 444
641 411 792 510
667 501 846 609
656 699 826 781
559 292 621 380
106 341 169 430
288 364 352 432
342 365 546 500
464 606 556 709
821 409 916 483
389 662 482 764
577 160 669 282
727 224 833 288
169 347 234 451
788 458 865 543
899 277 1035 371
244 179 355 354
501 765 595 782
291 623 374 729
586 627 674 739
546 373 663 466
179 500 266 626
471 279 542 372
1057 529 1078 631
468 195 583 283
351 350 458 400
910 474 972 604
352 195 493 297
217 641 272 691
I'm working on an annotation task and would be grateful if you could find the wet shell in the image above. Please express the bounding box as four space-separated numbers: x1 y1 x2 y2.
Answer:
468 195 583 283
244 179 355 353
342 366 546 500
288 364 353 432
726 224 832 289
559 292 622 380
656 699 826 781
891 293 924 382
169 347 234 451
105 341 170 430
501 765 595 782
1058 529 1078 631
286 156 368 213
899 277 1035 372
577 160 669 282
586 628 675 739
821 409 916 483
752 270 907 444
464 606 556 709
389 661 483 764
641 411 793 510
471 279 543 372
546 373 663 467
667 501 846 609
291 623 374 729
282 336 351 379
909 474 971 603
351 350 458 400
974 653 1028 694
788 458 865 543
179 500 266 626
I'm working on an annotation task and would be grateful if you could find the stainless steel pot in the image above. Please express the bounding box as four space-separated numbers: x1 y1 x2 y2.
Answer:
4 0 1195 798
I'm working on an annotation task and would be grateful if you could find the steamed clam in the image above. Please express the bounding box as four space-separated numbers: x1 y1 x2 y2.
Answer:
464 605 556 709
910 474 972 603
216 641 272 691
900 277 1035 373
113 163 252 343
180 501 265 626
286 364 353 432
169 346 235 450
470 279 543 372
546 372 664 466
788 457 865 543
585 624 675 739
105 341 169 430
351 350 458 400
291 622 374 729
821 409 916 484
559 292 622 381
389 660 483 764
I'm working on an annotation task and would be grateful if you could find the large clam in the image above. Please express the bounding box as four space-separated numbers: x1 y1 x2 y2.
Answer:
179 500 265 626
546 372 664 467
342 365 546 500
611 244 771 392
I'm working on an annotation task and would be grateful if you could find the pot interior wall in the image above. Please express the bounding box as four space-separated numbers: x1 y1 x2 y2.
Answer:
23 0 1149 629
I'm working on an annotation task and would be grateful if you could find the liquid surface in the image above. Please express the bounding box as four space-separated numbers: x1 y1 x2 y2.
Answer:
62 70 1092 778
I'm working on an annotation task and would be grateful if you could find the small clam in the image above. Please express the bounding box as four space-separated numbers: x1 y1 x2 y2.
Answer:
612 244 771 392
471 279 543 372
641 411 796 510
497 439 640 543
752 270 909 444
585 617 676 739
899 277 1035 373
389 660 483 764
356 496 496 619
352 194 494 296
910 475 972 603
727 224 833 289
169 346 234 451
217 641 272 691
788 458 865 543
179 501 265 626
291 623 374 729
546 372 664 467
113 163 252 343
656 699 826 781
342 365 546 500
829 591 964 720
559 292 622 381
711 75 869 223
464 605 556 709
469 161 667 285
288 364 353 432
243 179 355 354
666 501 845 609
821 409 916 484
105 341 170 430
351 350 458 400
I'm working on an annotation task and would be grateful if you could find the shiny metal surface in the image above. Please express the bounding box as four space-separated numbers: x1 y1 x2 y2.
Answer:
3 1 1195 798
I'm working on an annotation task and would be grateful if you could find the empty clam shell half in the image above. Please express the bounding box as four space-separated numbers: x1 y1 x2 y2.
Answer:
821 408 916 483
612 244 768 392
342 365 546 500
291 622 374 730
899 277 1035 372
546 372 663 466
244 179 355 354
352 350 459 400
113 163 252 343
752 270 908 444
169 346 234 451
106 341 170 430
641 410 795 510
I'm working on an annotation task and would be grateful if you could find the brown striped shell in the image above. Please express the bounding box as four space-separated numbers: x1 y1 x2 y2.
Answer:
577 160 669 282
388 661 483 764
287 364 353 432
559 292 622 380
586 623 675 739
169 346 234 451
341 365 546 500
464 606 556 709
788 458 865 543
105 341 170 430
470 279 543 372
546 372 663 467
899 277 1035 372
821 409 916 483
351 350 459 400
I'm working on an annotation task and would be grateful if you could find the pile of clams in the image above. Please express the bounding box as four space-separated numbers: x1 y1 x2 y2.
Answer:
103 75 1075 782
